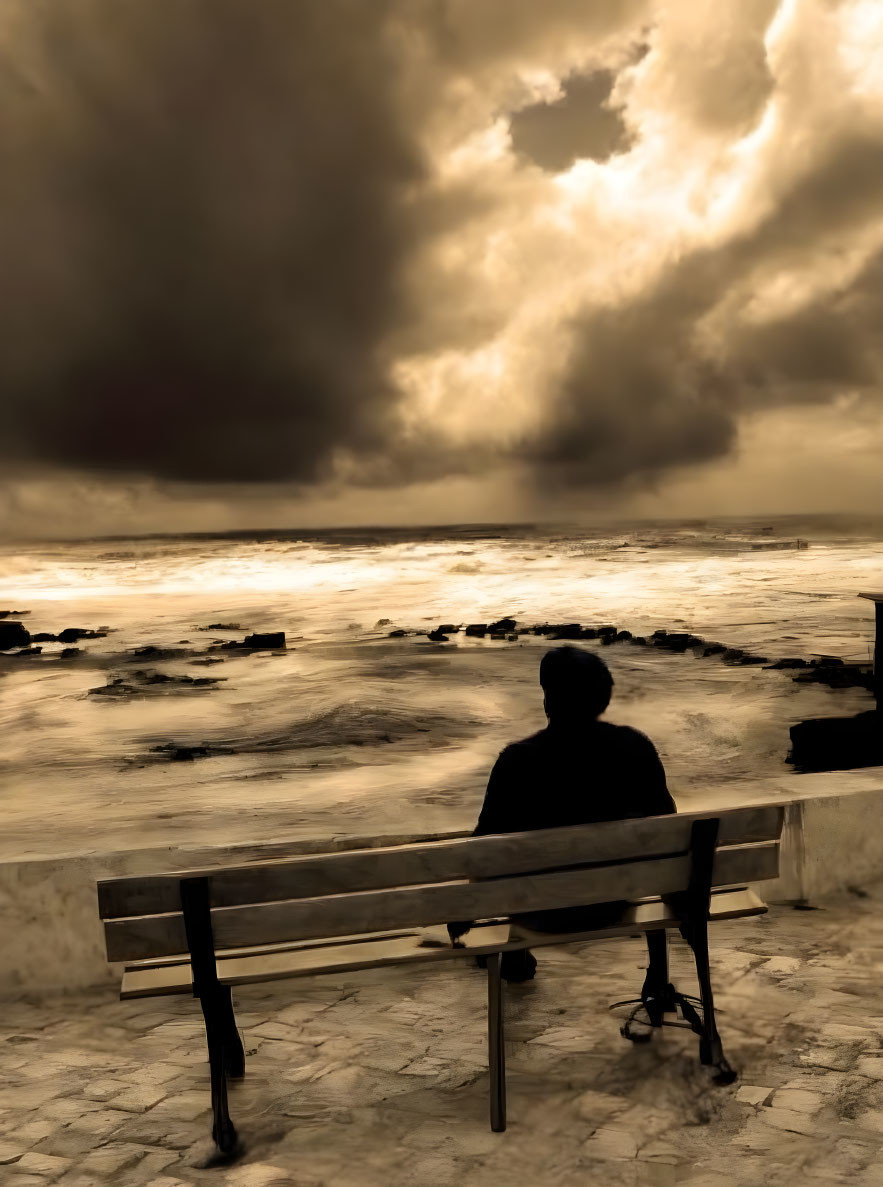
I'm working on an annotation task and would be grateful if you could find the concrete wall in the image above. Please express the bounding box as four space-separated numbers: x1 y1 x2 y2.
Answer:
3 769 883 999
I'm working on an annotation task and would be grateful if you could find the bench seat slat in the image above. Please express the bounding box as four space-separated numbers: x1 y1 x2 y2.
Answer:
98 805 784 919
119 887 767 999
105 841 778 963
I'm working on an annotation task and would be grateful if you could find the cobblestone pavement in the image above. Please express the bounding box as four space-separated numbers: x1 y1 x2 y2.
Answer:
5 888 883 1186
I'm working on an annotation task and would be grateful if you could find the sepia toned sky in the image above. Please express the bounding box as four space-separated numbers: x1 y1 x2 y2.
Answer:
2 0 883 536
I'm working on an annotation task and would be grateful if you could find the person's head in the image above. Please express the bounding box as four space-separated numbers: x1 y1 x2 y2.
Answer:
539 646 613 724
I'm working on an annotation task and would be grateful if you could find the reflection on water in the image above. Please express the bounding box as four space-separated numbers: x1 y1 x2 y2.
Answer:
0 519 880 859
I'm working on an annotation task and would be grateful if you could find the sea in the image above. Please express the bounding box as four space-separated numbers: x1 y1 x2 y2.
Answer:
1 515 881 861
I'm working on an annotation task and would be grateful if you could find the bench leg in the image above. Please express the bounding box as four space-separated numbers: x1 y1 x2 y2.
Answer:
687 915 737 1086
219 985 245 1080
487 952 506 1133
198 990 239 1154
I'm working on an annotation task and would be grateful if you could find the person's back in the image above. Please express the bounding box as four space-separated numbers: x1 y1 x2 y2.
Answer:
451 645 675 980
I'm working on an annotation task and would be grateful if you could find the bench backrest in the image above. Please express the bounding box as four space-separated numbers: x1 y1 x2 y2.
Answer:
98 805 783 964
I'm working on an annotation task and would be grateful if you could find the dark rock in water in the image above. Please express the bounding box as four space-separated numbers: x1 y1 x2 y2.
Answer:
722 648 745 662
31 632 59 642
507 633 518 642
0 621 30 650
243 631 286 649
376 618 392 627
766 657 807 669
427 629 449 642
388 628 408 638
615 630 632 642
150 743 235 762
58 627 106 643
632 636 647 646
737 655 768 665
0 609 29 618
600 633 616 646
130 645 183 659
201 623 241 631
579 627 598 639
488 617 517 633
465 624 488 637
789 711 883 772
60 648 81 658
13 646 42 657
90 669 225 697
548 624 582 640
651 630 668 639
438 624 460 634
656 632 691 652
702 643 726 657
190 656 226 665
490 631 507 640
812 655 844 667
793 664 873 691
597 626 618 638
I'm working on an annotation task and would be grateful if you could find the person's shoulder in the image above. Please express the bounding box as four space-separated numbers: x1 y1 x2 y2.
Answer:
497 729 548 760
602 722 658 750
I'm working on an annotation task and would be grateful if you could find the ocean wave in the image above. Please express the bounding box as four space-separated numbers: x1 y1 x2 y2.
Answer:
142 700 477 763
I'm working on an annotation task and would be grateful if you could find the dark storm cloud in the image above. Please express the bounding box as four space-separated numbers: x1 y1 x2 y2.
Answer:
0 0 424 483
509 71 633 171
521 122 883 489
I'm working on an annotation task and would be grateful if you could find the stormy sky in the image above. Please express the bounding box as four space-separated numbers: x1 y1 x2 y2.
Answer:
2 0 883 535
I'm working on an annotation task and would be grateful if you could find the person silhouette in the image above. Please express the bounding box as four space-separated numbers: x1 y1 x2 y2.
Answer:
450 645 676 984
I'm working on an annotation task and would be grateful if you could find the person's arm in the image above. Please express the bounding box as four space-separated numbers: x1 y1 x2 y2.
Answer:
474 746 521 835
447 747 518 943
626 730 676 817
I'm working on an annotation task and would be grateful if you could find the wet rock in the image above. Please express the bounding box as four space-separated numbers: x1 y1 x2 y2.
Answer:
793 664 873 691
90 669 225 697
548 624 582 640
579 627 598 639
812 655 844 667
615 630 632 642
375 618 392 627
427 629 449 642
702 643 727 657
490 631 507 640
387 628 408 638
0 609 29 618
190 656 226 665
13 646 42 657
438 624 460 634
243 631 286 650
737 654 768 665
507 633 518 642
789 711 883 772
597 626 618 638
31 632 59 642
766 658 808 669
465 624 488 637
129 645 186 660
632 636 647 645
60 648 81 658
0 621 30 650
655 632 691 652
722 648 746 662
58 627 107 643
150 743 235 762
200 622 241 631
488 617 517 633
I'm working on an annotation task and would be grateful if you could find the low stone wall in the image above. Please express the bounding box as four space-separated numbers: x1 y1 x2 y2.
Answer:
2 768 882 998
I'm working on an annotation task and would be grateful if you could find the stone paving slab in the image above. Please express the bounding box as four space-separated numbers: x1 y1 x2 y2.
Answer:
4 888 883 1184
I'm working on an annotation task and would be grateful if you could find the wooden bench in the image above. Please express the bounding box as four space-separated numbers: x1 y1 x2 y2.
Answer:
97 804 784 1153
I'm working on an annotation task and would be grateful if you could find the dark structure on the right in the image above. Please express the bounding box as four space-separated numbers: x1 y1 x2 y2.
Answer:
789 592 883 772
